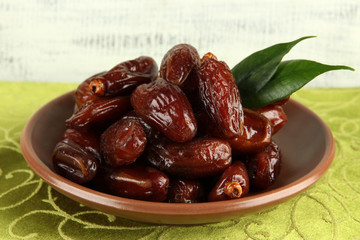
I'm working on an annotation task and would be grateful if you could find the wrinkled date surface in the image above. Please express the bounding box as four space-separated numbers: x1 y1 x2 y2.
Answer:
53 43 287 203
208 161 249 201
100 118 147 167
246 141 281 190
167 178 205 203
160 43 201 87
75 72 105 109
228 108 272 155
131 78 197 142
53 140 98 184
89 56 158 97
255 105 287 134
122 111 161 140
97 165 169 202
66 96 131 132
146 138 232 179
61 128 101 162
198 58 244 138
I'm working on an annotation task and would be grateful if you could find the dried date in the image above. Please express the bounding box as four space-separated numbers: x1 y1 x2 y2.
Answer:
100 118 147 167
228 108 272 155
52 140 98 184
160 43 201 87
96 164 169 202
208 161 249 201
146 137 232 179
255 105 287 134
167 178 205 203
198 58 244 138
75 72 105 109
61 128 101 162
246 141 281 190
122 111 161 141
66 96 132 132
89 56 158 97
201 52 218 62
130 78 197 142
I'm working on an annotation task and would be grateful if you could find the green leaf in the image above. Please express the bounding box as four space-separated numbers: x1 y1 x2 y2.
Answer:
232 36 315 93
242 59 355 109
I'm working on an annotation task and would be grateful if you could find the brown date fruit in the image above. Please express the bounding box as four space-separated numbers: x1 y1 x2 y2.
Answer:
228 108 272 155
146 137 232 179
255 105 287 134
246 141 281 190
97 164 169 202
52 140 98 184
160 43 201 87
201 52 218 62
167 178 205 203
61 128 101 162
65 96 132 132
208 161 249 201
89 56 158 97
100 118 147 167
122 111 161 141
75 72 105 109
130 78 197 143
198 58 244 139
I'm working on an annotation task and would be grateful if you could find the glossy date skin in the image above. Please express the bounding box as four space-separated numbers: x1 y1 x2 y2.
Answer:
246 141 281 190
61 128 101 162
167 178 205 203
198 58 244 138
97 165 169 202
53 43 289 202
160 43 201 87
130 78 197 143
75 72 105 109
100 118 147 167
146 137 232 179
52 139 98 184
208 161 249 201
122 111 161 141
228 108 272 155
255 105 287 134
201 52 218 62
65 96 132 132
89 56 158 97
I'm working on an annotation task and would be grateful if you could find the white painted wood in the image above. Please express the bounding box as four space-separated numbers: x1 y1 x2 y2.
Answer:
0 0 359 87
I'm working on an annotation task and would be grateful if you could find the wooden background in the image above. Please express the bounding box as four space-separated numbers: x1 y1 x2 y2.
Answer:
0 0 359 87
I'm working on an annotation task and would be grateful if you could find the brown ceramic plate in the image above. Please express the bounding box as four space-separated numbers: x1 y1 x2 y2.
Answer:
20 91 335 225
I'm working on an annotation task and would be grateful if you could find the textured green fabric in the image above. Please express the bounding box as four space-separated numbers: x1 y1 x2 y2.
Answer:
0 82 360 240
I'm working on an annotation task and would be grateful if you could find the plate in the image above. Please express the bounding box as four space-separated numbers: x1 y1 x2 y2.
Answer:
20 91 335 225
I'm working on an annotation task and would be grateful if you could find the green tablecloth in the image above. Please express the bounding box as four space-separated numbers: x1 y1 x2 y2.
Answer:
1 82 359 239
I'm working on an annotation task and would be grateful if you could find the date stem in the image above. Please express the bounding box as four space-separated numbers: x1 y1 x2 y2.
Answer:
201 52 218 63
89 77 106 96
225 181 242 199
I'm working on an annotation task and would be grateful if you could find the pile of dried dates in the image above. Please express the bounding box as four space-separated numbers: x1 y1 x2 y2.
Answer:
52 44 288 203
